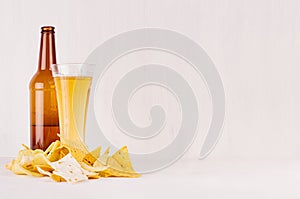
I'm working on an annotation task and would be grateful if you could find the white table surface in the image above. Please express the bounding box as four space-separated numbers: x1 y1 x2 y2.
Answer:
0 157 299 199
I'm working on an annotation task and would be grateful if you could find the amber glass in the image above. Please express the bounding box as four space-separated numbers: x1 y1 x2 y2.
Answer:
29 26 60 150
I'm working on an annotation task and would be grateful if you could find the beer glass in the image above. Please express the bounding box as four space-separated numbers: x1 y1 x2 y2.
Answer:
51 63 93 145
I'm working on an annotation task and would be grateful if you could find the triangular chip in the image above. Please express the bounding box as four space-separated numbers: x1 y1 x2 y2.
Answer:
31 153 55 173
79 161 107 172
47 146 69 162
91 146 101 159
99 147 110 165
82 146 101 166
45 140 60 155
49 154 88 183
21 144 30 150
111 146 135 172
62 143 88 163
37 167 69 182
101 146 140 178
37 166 52 176
51 173 67 182
11 162 43 177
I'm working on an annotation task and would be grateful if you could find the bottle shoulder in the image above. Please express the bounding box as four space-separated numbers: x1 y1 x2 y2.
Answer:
30 70 55 89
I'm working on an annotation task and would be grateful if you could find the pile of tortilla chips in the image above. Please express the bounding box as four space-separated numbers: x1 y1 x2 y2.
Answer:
6 141 140 183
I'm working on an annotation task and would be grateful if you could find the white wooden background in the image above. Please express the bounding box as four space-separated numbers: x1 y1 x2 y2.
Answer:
1 0 300 161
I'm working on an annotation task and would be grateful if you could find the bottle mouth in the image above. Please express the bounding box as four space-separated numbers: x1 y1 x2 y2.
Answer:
41 26 55 33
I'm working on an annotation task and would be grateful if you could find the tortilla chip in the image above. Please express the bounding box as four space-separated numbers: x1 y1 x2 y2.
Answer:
111 146 135 172
63 144 87 163
80 161 107 172
45 140 59 155
100 146 140 178
99 147 110 165
12 162 43 177
51 173 67 182
21 144 30 150
49 154 88 183
37 166 52 176
47 146 69 162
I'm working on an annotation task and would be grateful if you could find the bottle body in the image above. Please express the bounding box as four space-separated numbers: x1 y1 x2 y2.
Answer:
30 26 59 150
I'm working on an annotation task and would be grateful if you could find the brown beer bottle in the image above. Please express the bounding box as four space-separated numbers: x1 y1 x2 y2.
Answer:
30 26 60 150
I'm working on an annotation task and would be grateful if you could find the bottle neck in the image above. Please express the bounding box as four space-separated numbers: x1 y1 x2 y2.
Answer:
38 31 56 71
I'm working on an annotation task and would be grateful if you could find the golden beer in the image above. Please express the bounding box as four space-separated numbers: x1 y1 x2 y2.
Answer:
54 76 92 144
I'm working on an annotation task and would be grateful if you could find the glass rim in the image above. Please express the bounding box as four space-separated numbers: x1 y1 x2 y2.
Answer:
51 63 95 77
51 63 95 68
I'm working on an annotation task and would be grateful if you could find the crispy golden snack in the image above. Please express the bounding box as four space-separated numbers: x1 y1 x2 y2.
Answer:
6 141 140 183
100 146 141 178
